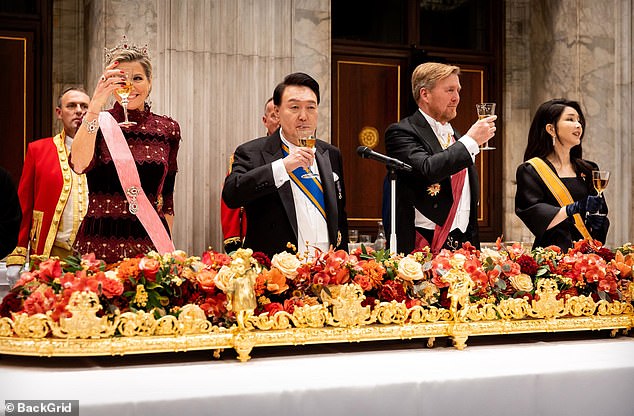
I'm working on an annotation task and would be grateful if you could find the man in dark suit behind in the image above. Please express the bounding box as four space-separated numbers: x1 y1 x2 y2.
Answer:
222 72 348 258
384 62 496 254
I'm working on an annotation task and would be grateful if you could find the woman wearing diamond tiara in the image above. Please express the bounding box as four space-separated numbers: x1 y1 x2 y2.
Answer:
515 98 609 252
71 37 181 263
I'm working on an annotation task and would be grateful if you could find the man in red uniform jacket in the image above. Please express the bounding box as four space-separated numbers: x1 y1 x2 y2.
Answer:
6 88 90 284
221 97 279 252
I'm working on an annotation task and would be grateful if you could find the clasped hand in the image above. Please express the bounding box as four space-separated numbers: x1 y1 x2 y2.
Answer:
283 147 314 172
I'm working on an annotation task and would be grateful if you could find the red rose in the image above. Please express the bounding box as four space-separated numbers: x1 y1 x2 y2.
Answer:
378 280 406 302
97 274 124 298
252 252 271 269
283 298 304 314
0 291 23 317
263 302 284 316
516 255 539 276
199 293 228 318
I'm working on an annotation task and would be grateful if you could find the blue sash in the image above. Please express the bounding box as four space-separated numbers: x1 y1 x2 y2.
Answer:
281 143 326 220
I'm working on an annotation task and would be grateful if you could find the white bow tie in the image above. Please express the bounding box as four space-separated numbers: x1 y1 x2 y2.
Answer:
438 123 453 138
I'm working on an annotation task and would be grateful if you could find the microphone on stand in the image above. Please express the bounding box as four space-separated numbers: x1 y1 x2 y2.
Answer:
356 146 413 172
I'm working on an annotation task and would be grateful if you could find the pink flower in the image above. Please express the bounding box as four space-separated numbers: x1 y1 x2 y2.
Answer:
139 257 161 282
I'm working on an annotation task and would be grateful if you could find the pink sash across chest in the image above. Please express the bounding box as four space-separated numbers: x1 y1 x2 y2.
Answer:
99 112 175 254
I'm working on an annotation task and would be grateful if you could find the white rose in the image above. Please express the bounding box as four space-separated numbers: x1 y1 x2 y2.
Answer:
480 248 503 262
509 274 533 292
214 265 235 292
398 256 425 281
104 270 119 281
271 252 301 280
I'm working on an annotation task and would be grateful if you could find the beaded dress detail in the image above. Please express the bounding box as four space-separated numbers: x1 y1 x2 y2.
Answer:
73 102 181 263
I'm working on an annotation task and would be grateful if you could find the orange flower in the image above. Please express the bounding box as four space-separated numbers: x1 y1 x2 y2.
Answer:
256 268 289 295
359 260 386 289
353 274 372 291
117 258 142 280
96 272 124 298
612 251 633 279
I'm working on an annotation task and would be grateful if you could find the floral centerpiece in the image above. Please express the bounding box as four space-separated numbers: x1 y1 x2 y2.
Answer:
1 238 632 359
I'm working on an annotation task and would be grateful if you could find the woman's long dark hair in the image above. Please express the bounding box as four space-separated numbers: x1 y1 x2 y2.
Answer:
523 98 593 177
523 98 586 161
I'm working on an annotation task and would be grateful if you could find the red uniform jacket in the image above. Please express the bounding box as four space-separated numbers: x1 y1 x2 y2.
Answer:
6 133 88 266
220 154 246 251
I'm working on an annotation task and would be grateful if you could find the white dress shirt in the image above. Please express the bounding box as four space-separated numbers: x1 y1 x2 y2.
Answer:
57 134 84 246
414 109 479 233
270 131 329 255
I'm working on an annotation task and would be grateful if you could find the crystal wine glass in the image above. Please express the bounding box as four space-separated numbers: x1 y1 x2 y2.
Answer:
296 127 317 179
476 102 496 150
116 72 136 127
592 170 610 196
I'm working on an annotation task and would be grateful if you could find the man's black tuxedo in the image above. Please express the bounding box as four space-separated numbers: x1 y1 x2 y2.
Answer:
384 110 480 254
222 130 348 258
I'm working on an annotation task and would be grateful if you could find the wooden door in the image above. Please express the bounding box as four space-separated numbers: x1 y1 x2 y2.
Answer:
0 33 33 182
0 0 52 183
332 54 408 237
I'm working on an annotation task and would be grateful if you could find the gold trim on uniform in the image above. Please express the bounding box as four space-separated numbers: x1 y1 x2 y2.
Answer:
6 246 27 266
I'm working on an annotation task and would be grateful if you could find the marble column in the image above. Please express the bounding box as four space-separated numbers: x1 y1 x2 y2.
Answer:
79 0 331 255
52 0 86 133
504 0 633 247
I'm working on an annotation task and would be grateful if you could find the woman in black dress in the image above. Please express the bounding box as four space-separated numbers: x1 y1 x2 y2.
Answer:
515 99 608 251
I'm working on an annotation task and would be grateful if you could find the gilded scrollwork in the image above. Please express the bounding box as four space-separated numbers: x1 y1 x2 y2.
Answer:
0 281 632 361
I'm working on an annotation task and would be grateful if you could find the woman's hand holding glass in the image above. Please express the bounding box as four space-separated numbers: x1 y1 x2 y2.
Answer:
91 61 125 111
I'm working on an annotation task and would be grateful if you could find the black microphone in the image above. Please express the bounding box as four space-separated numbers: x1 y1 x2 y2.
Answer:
356 146 412 172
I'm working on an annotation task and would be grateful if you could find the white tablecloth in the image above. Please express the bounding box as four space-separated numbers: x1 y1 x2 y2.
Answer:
1 333 634 416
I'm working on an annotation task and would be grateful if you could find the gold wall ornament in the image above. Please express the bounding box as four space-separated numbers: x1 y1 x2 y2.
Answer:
358 126 380 149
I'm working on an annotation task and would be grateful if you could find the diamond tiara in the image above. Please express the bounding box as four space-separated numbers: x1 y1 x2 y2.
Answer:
104 35 150 65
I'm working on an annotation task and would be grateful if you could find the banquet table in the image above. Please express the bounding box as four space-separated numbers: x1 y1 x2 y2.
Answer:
1 332 634 416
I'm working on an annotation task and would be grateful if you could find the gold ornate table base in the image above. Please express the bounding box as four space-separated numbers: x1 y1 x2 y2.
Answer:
1 280 632 362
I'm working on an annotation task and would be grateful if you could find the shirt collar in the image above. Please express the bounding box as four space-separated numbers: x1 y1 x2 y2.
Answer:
279 129 298 151
419 108 453 140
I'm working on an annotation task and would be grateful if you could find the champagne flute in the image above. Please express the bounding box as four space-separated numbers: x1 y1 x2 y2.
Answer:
476 102 496 150
296 127 317 179
116 72 136 127
348 229 359 243
592 170 610 196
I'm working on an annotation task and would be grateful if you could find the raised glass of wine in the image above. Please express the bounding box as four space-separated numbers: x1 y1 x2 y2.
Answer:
116 72 136 127
296 127 317 179
475 102 496 150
